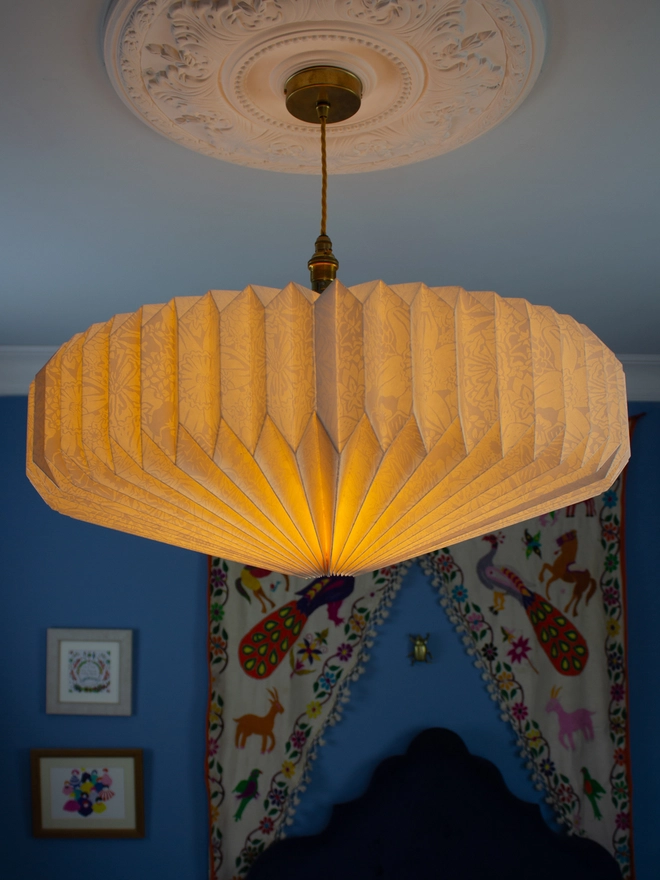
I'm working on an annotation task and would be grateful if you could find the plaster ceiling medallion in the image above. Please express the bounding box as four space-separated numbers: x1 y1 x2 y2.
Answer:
103 0 546 173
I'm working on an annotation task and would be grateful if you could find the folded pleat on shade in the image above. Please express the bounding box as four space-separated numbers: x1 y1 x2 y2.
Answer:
27 280 629 577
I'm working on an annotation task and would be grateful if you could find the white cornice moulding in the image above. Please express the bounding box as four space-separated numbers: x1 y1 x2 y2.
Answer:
0 346 58 397
0 346 659 401
618 355 660 402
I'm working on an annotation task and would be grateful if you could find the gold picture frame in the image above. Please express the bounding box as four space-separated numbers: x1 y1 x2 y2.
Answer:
31 748 144 838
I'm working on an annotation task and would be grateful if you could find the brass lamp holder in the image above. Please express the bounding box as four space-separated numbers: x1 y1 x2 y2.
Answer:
284 67 362 292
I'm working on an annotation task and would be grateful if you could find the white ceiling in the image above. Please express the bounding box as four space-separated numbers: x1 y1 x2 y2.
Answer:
1 0 659 361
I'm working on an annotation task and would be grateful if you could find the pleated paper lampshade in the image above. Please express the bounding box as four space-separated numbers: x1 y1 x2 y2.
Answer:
27 280 629 577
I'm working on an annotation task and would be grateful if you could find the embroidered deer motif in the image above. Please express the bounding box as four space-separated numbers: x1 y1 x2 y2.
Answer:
234 688 284 754
545 685 595 750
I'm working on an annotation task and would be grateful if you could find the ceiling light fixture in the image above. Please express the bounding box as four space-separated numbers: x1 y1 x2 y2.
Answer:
27 2 629 577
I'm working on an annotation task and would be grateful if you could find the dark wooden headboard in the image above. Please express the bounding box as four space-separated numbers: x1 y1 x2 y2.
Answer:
248 728 621 879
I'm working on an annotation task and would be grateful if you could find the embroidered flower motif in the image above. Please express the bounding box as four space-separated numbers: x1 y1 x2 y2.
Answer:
467 611 485 632
613 748 626 766
602 490 618 508
210 804 220 823
604 554 619 572
539 759 555 776
208 702 222 724
306 700 322 719
603 523 619 542
611 683 625 702
242 845 261 867
511 702 528 721
337 643 353 662
615 811 631 830
526 728 542 743
452 584 468 602
290 730 306 750
210 603 225 622
501 627 515 644
615 844 631 865
481 643 498 661
608 652 623 671
319 670 336 690
297 634 324 666
610 718 625 736
269 788 285 806
259 817 275 835
613 779 628 798
210 568 227 589
602 586 619 606
281 760 296 779
496 670 514 690
556 783 574 804
208 736 219 757
350 614 366 633
210 637 226 656
606 618 621 637
437 554 454 573
507 636 532 664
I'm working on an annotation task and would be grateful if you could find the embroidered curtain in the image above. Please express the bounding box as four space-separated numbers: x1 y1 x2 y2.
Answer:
420 469 633 877
207 477 633 879
206 561 410 878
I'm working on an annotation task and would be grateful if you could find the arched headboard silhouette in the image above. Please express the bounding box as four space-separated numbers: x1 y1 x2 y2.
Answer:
248 728 621 879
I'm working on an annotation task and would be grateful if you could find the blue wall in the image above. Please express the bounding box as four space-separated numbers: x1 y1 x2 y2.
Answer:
0 397 209 876
0 397 657 878
622 404 660 878
288 560 562 835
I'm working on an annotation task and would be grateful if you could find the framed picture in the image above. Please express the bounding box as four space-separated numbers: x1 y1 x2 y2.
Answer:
31 748 144 838
46 628 133 715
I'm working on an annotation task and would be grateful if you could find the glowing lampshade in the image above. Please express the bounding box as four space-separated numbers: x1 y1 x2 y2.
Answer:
27 280 629 577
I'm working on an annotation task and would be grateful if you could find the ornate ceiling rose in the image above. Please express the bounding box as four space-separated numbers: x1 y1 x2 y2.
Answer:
103 0 546 173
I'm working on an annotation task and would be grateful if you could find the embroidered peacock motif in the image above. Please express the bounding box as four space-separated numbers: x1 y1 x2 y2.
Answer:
477 534 588 676
239 576 355 679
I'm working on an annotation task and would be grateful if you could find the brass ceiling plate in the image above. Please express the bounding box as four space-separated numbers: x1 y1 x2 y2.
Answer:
285 67 362 125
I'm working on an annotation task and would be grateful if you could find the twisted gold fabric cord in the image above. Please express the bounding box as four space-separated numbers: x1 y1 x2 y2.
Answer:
320 114 327 236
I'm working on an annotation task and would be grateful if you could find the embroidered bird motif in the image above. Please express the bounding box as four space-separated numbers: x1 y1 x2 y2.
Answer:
581 766 606 820
239 576 355 679
477 534 588 676
233 768 262 821
235 566 290 614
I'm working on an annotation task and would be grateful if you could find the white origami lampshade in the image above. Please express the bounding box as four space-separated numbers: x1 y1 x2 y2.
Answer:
27 280 629 577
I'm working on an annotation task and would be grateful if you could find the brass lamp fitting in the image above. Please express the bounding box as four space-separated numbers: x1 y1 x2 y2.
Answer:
284 66 362 292
308 234 339 293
